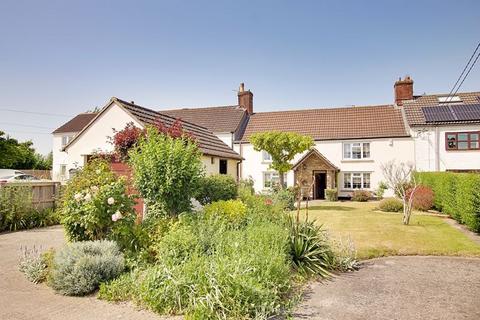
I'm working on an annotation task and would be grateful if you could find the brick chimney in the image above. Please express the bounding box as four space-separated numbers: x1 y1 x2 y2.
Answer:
238 83 253 114
394 76 414 106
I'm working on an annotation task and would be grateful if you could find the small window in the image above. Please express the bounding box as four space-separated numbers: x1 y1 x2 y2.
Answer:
262 151 272 162
352 173 362 188
263 171 286 189
219 159 227 174
445 132 480 151
61 135 73 147
363 173 371 188
343 173 352 188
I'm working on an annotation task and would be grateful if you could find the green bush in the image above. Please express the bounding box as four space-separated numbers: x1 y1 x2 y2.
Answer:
238 178 255 200
351 190 371 202
19 246 49 284
101 212 291 319
375 181 388 199
0 185 60 232
203 199 247 225
60 159 137 248
288 217 335 277
269 185 297 210
325 188 338 201
129 127 204 215
195 174 238 205
416 172 480 232
378 198 404 212
49 240 124 296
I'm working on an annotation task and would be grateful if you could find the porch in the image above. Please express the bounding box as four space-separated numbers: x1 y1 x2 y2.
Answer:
292 149 339 200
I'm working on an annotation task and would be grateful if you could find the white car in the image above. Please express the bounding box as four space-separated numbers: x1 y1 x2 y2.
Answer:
0 170 40 184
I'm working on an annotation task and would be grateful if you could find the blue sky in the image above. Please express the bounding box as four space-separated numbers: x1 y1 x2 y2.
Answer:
1 0 479 154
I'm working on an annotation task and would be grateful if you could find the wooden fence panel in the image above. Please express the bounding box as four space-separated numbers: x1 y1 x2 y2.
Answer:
20 170 52 179
4 182 61 210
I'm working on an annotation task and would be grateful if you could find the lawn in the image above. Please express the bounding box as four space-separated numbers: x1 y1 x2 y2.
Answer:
297 201 480 260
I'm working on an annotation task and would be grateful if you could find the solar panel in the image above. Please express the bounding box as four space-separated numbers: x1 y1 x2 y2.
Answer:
450 104 480 121
422 106 456 123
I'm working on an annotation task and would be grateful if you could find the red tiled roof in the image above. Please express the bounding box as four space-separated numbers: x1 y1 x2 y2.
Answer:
114 99 243 160
239 105 409 142
403 91 480 126
52 113 97 134
161 106 247 133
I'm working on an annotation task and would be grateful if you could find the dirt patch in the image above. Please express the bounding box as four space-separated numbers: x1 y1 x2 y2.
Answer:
294 256 480 320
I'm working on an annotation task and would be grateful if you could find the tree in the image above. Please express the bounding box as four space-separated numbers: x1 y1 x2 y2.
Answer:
380 160 419 225
128 127 204 216
0 131 51 169
250 131 314 188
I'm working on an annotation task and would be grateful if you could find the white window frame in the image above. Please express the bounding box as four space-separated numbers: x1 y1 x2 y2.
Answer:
343 142 371 160
343 172 371 190
61 135 73 147
262 150 272 162
263 171 286 189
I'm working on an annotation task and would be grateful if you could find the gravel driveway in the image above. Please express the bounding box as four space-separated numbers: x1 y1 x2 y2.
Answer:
295 256 480 320
0 226 167 320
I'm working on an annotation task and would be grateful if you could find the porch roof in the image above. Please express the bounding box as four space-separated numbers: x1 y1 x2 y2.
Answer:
292 148 339 171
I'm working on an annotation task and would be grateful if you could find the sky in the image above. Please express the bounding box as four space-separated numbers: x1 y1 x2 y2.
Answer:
0 0 479 155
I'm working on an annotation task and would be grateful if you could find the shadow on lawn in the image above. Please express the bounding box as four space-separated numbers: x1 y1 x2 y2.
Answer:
304 205 356 211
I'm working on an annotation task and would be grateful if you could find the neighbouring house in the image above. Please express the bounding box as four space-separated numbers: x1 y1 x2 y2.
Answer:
52 112 97 181
52 98 243 182
52 78 480 198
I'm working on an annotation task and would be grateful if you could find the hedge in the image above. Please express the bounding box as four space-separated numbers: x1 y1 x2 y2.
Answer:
415 172 480 232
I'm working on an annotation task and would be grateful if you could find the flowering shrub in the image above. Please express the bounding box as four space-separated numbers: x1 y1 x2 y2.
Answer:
154 118 195 141
204 199 247 224
60 159 136 247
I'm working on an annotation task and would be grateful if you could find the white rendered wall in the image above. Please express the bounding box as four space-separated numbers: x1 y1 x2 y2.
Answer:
412 124 480 172
215 132 234 148
63 102 143 174
235 137 414 197
201 156 238 179
52 132 77 181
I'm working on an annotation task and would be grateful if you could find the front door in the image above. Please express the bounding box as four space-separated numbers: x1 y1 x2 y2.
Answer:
315 172 327 199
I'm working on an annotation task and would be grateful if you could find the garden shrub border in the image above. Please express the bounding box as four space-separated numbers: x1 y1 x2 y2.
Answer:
416 172 480 232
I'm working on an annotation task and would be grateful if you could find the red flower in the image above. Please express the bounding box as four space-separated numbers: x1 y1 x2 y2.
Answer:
265 198 273 205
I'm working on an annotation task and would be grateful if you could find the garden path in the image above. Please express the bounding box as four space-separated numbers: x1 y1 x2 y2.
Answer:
0 226 174 320
295 256 480 320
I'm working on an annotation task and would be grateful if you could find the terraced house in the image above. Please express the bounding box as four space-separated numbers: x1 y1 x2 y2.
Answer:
52 77 480 198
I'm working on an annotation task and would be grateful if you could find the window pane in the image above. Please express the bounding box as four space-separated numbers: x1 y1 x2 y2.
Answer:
352 175 362 189
344 173 351 188
458 141 469 150
446 134 457 149
343 144 351 158
262 151 272 161
263 173 271 188
352 145 361 159
470 133 479 141
363 173 370 188
470 141 479 149
362 143 370 158
458 133 468 141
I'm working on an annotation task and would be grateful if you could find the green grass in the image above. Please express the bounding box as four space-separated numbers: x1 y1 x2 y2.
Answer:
296 201 480 260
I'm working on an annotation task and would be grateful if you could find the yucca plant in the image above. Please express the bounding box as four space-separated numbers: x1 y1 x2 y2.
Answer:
288 217 335 277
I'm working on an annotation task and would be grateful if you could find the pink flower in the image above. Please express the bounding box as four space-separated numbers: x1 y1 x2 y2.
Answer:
111 211 123 222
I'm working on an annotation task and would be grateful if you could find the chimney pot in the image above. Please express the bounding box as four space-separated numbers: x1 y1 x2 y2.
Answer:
394 76 414 106
237 83 253 115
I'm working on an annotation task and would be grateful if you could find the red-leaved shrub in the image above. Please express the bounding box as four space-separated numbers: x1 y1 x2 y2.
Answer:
112 122 145 160
407 185 434 211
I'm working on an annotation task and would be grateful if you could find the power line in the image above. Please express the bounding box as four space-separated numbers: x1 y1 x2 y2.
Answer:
0 122 54 129
1 130 51 135
444 41 480 103
451 49 480 97
0 108 72 117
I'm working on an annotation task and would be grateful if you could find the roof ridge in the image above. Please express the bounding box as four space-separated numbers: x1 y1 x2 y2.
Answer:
160 105 241 111
251 104 394 115
113 97 212 131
